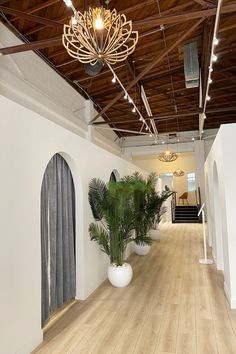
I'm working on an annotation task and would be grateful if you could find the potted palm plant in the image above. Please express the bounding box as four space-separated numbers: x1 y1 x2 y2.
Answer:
88 178 138 287
122 172 158 256
149 186 174 240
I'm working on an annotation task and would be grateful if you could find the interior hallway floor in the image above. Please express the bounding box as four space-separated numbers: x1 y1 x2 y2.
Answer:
33 223 236 354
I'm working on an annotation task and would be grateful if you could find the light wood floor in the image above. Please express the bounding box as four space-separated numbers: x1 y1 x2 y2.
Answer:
33 223 236 354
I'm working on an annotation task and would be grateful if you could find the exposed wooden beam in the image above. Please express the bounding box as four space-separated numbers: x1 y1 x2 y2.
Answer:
96 126 149 135
89 18 204 125
22 2 192 37
0 36 62 55
10 0 61 23
93 112 199 126
133 3 236 29
193 0 216 8
0 5 64 29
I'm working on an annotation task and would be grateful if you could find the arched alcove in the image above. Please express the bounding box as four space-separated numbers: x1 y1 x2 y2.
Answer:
205 173 213 247
109 169 120 182
40 153 77 326
212 161 224 270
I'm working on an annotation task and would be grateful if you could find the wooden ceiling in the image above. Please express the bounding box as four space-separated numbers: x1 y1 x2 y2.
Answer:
1 0 236 137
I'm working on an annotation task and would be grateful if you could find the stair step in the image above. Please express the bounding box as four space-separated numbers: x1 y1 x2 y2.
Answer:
173 219 201 224
175 215 198 219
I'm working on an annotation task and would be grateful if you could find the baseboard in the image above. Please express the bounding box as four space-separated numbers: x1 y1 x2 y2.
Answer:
224 282 236 309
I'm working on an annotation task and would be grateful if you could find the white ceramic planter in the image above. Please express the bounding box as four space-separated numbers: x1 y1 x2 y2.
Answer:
107 262 133 287
135 243 151 256
149 229 160 240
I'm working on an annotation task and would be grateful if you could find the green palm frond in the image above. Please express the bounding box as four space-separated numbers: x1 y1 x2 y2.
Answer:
135 235 152 246
89 223 110 256
88 178 107 221
146 172 158 193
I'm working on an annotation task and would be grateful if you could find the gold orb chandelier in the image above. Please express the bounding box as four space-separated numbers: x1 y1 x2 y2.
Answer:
62 6 138 65
158 150 178 162
173 168 185 177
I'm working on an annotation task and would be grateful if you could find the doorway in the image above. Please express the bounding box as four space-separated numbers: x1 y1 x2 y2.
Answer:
41 153 76 326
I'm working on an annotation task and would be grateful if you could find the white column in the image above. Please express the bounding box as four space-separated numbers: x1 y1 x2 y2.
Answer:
194 140 205 206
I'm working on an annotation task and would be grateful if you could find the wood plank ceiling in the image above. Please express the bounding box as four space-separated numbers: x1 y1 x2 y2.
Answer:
0 0 236 137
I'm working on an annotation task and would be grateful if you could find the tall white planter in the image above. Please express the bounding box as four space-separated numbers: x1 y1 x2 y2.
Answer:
150 228 160 240
135 243 151 256
107 263 133 287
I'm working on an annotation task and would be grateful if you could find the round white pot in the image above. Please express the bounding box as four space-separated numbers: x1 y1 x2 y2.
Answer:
149 229 160 240
135 243 151 256
107 262 133 287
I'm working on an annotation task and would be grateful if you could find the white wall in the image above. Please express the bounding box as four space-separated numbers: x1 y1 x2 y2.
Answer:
0 95 144 354
133 152 197 205
205 123 236 309
0 23 120 156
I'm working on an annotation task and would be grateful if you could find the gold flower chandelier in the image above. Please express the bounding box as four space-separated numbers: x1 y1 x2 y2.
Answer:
62 5 138 65
158 150 178 162
173 168 185 177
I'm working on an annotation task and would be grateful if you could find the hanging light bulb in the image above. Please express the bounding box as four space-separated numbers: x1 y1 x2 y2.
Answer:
212 54 217 62
94 9 104 30
213 37 219 46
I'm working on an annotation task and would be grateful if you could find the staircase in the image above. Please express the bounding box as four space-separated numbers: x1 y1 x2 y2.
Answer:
173 205 201 223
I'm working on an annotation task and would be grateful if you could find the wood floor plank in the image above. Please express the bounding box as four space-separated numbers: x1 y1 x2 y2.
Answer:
33 223 236 354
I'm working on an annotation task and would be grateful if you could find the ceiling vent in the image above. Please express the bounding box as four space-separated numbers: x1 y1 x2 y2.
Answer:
183 41 199 88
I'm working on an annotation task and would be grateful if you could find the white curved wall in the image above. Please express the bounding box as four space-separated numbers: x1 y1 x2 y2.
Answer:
205 123 236 309
0 95 144 354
